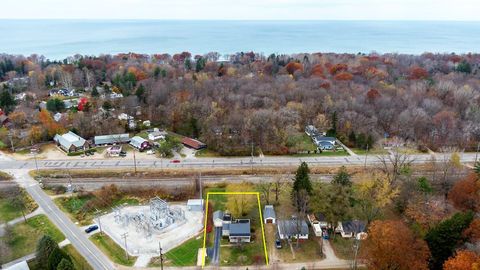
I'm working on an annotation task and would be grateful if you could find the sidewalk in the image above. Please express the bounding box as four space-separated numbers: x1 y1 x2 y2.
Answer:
0 207 44 236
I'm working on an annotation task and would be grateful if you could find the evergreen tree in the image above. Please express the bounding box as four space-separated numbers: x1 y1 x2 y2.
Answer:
356 133 366 149
456 60 472 74
184 58 192 70
135 84 146 102
195 57 206 72
56 258 74 270
91 87 99 97
326 111 337 137
47 247 71 270
153 66 161 79
292 162 312 211
332 166 352 186
46 98 65 112
366 134 374 149
348 130 356 146
36 235 59 269
474 161 480 177
0 90 16 113
425 211 474 270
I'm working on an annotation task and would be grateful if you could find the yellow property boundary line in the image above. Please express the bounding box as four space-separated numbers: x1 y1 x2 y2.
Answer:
201 192 269 267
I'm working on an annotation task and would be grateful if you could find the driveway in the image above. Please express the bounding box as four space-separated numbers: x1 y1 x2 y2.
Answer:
211 226 222 265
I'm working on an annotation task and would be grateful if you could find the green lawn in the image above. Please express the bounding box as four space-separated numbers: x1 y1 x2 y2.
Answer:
195 149 222 157
149 235 203 267
287 133 318 153
0 214 65 264
63 244 94 270
352 148 388 155
90 233 137 266
0 191 38 223
0 170 12 180
330 236 355 260
291 150 349 157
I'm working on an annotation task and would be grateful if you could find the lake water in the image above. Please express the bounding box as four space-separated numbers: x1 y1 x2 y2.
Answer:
1 20 480 59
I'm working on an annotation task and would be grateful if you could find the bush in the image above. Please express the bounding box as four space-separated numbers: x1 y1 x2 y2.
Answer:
47 247 71 270
36 235 59 269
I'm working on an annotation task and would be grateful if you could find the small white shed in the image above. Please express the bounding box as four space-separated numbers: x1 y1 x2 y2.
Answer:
264 205 276 224
187 199 204 212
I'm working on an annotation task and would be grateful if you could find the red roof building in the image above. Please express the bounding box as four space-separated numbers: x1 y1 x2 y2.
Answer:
182 137 206 150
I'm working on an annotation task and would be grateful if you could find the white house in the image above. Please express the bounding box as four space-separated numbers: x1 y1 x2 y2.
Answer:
148 130 167 141
264 205 276 224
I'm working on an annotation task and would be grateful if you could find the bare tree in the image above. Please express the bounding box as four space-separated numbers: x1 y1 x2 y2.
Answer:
258 181 273 205
377 148 413 187
272 175 284 204
293 189 309 248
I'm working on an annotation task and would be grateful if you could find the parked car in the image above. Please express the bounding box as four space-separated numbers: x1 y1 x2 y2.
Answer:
170 159 181 163
85 225 99 233
119 151 127 157
275 239 282 249
322 230 329 240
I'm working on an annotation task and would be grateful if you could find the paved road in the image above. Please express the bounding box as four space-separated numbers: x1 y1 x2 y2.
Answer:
211 227 222 265
0 152 478 171
10 170 115 270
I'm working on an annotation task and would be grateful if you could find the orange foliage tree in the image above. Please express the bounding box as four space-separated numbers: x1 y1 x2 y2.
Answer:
38 110 65 138
409 66 429 80
443 250 480 270
448 174 479 211
463 218 480 242
329 63 348 75
363 220 430 270
334 72 353 81
311 64 324 77
285 62 303 75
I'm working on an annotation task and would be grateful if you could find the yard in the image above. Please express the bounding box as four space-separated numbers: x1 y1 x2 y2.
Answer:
90 233 137 266
0 189 37 223
0 214 65 264
329 236 356 260
149 235 203 267
274 230 323 263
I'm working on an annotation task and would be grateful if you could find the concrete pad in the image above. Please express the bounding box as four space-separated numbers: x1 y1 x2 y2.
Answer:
100 203 203 256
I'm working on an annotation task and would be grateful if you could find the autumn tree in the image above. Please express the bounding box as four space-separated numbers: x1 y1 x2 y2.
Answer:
448 173 479 212
226 182 256 217
332 166 352 187
353 173 398 224
364 220 430 270
443 250 480 270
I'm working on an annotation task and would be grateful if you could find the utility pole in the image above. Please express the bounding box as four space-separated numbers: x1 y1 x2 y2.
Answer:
251 142 254 174
94 209 103 235
121 232 129 260
158 241 164 270
8 132 14 152
364 144 369 169
475 142 480 164
133 147 137 174
31 148 39 173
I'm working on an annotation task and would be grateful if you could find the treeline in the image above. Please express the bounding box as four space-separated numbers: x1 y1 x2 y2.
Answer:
0 51 479 153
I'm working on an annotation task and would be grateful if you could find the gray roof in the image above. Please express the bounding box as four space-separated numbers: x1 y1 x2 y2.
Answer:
264 205 276 219
94 133 130 145
342 220 366 234
130 136 147 148
213 210 223 221
315 136 336 142
229 220 250 236
278 219 309 236
54 131 87 149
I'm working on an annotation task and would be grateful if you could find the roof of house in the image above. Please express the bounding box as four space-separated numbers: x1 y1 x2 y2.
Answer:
314 136 336 142
229 220 251 236
94 133 130 145
130 136 148 148
342 220 367 234
187 199 204 206
315 213 327 222
149 130 167 136
277 219 309 236
213 210 224 221
317 141 334 147
54 131 87 149
264 205 276 219
5 260 30 270
182 137 206 149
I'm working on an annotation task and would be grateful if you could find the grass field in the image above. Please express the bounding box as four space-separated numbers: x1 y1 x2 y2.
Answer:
0 214 65 264
149 235 203 267
90 233 137 266
0 170 12 180
0 193 37 223
63 244 94 270
330 236 355 260
55 194 139 225
291 150 349 157
195 148 222 157
352 148 389 155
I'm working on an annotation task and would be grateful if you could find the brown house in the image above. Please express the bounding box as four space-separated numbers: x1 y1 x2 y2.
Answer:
182 137 206 150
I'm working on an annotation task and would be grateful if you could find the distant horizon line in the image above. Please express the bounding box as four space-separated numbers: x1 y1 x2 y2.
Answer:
1 18 480 22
